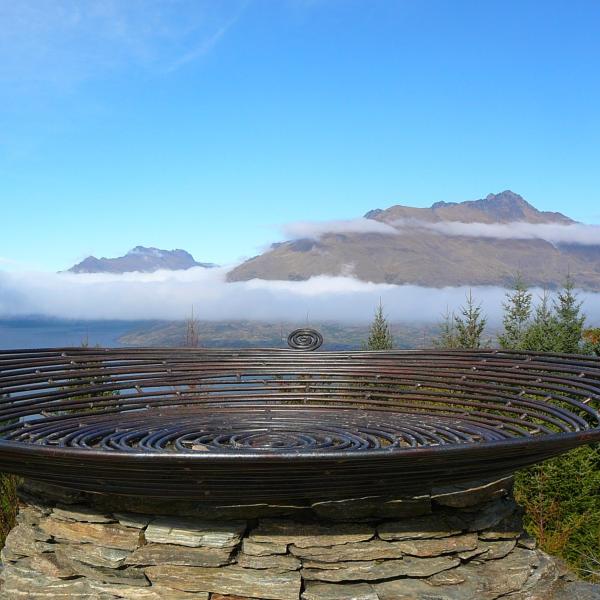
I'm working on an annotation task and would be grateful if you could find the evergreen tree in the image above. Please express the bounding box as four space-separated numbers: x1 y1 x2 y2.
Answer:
521 278 586 354
364 300 394 350
521 290 559 352
454 290 488 349
498 274 533 350
553 275 585 353
434 308 459 349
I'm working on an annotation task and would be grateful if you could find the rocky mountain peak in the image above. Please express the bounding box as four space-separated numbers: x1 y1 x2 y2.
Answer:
67 247 216 274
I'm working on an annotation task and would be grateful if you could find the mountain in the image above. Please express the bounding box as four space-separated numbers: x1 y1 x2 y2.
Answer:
227 191 600 290
68 246 216 274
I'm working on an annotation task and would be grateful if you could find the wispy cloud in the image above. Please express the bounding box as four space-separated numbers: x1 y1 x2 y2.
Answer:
0 1 245 88
2 266 600 325
394 219 600 246
280 216 600 246
281 218 399 239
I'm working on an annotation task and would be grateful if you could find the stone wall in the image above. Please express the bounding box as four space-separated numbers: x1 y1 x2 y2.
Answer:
1 478 598 600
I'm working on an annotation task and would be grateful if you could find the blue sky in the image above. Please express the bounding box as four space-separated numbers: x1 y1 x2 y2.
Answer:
1 0 599 272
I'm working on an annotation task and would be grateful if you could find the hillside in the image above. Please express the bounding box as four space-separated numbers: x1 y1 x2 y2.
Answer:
227 191 600 290
118 320 441 350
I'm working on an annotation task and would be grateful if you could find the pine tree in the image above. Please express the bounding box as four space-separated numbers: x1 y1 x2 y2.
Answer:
434 308 459 349
553 275 585 353
521 290 558 352
506 276 600 579
454 290 488 349
364 300 394 350
498 274 533 350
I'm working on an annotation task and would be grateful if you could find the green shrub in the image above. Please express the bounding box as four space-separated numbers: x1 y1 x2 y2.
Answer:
514 445 600 581
0 473 18 547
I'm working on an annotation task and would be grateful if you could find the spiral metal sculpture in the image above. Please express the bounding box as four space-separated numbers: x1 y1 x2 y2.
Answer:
287 328 323 351
0 343 599 501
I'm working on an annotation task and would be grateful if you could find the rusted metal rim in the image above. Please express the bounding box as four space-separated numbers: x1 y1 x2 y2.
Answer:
1 347 599 501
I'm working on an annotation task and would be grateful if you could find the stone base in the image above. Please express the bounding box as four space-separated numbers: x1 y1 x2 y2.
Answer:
1 478 598 599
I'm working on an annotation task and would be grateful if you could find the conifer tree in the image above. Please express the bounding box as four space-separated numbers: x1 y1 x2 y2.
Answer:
364 300 394 350
498 273 532 350
553 275 585 353
454 290 488 349
521 290 558 352
434 308 459 349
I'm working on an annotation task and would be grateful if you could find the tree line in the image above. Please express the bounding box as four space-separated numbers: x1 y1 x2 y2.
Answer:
364 275 600 355
363 276 600 581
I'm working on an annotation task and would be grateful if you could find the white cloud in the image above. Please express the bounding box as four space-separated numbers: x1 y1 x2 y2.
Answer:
394 219 600 246
279 216 600 246
281 218 399 239
2 266 600 325
0 1 245 87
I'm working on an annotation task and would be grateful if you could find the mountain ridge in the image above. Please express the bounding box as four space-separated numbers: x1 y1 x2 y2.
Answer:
68 246 216 274
227 191 600 290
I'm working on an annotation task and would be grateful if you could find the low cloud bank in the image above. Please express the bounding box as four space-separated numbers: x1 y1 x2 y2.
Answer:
282 218 398 240
396 220 600 246
2 267 600 325
280 217 600 246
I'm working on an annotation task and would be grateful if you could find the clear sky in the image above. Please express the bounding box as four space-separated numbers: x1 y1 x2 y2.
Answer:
1 0 599 272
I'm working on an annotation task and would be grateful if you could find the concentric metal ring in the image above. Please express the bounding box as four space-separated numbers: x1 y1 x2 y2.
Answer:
0 347 599 501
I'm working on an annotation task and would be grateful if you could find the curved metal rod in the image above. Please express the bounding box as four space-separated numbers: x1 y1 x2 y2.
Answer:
0 347 599 501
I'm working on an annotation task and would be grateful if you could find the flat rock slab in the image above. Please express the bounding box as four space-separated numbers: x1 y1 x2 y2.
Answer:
114 512 154 529
478 539 517 560
91 582 208 599
302 555 460 582
57 543 131 568
378 513 463 540
311 496 431 521
388 533 478 557
290 539 405 562
550 581 600 600
302 581 378 600
13 554 75 580
242 539 289 556
51 505 115 524
465 497 518 532
0 563 114 599
55 548 149 586
127 543 233 567
145 517 246 548
237 552 301 572
2 523 54 559
145 564 301 600
39 518 141 550
16 505 50 526
375 547 536 600
250 519 374 548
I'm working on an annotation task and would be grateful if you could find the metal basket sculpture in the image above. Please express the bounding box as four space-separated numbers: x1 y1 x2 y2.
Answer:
1 330 599 502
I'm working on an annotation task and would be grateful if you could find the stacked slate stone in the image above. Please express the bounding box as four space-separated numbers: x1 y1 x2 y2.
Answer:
0 478 597 600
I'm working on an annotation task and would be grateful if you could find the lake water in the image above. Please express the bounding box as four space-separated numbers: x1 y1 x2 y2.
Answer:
0 318 155 349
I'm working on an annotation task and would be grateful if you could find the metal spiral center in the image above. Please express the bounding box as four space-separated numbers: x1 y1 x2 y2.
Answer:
287 328 323 351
